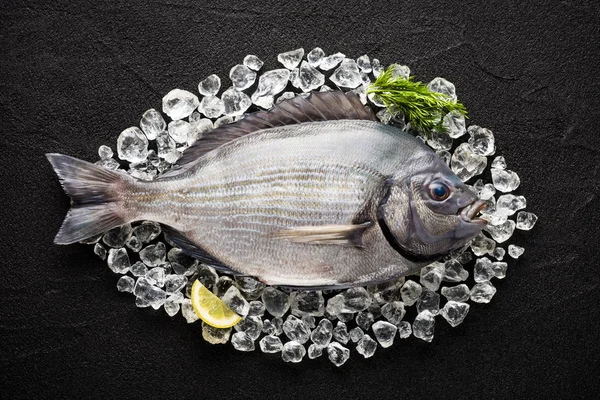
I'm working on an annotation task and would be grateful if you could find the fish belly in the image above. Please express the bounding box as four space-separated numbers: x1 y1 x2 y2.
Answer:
147 121 428 287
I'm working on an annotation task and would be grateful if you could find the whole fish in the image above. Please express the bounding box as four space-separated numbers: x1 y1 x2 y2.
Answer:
47 91 486 288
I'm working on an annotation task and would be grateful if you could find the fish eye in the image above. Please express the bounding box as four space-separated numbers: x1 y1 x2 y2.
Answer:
428 182 450 201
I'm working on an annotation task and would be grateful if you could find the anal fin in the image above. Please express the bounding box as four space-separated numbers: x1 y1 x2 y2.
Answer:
269 222 373 247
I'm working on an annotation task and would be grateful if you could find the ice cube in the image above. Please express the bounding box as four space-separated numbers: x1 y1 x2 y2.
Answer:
307 47 325 67
162 89 199 120
349 327 364 343
319 52 345 71
234 316 263 340
310 319 333 347
327 342 350 367
259 335 283 353
261 287 290 317
116 127 149 163
479 184 496 200
288 68 300 88
251 69 290 107
243 54 264 71
231 332 255 352
164 295 181 317
298 61 325 92
229 64 257 91
276 91 296 104
213 276 234 297
355 311 374 330
420 262 445 291
181 299 199 323
107 248 130 274
485 220 516 243
508 244 525 259
339 287 371 313
470 281 497 303
319 84 333 92
381 301 406 325
281 341 306 363
496 194 526 216
125 236 142 252
451 143 487 182
470 232 496 256
389 64 410 80
441 284 471 302
427 77 456 101
492 155 507 169
397 321 412 338
491 168 520 192
400 280 422 306
467 125 495 156
197 96 224 119
214 115 234 127
492 247 506 261
95 158 120 170
139 109 166 140
277 48 304 69
130 261 147 277
442 110 466 138
156 131 180 163
234 276 265 301
248 301 266 317
413 311 435 342
301 315 316 329
427 129 453 151
221 87 251 116
139 242 166 267
356 54 372 73
187 115 214 145
167 120 191 144
330 59 362 89
146 267 165 287
516 211 538 230
116 275 135 293
417 290 440 315
98 145 113 160
164 274 187 294
443 259 469 282
202 322 231 344
356 334 377 358
372 321 398 348
94 243 107 260
307 343 323 359
222 286 250 317
283 315 310 344
371 58 383 78
332 322 350 344
492 261 508 279
474 257 495 283
134 277 166 309
290 291 325 317
440 301 470 327
198 74 221 97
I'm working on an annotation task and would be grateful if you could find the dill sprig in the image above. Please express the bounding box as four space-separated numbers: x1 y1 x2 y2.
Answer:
366 64 468 136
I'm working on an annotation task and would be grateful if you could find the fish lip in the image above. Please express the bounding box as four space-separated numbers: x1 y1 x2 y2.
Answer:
459 200 488 225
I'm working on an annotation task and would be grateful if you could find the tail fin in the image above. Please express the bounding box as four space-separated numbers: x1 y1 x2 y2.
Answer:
46 153 134 245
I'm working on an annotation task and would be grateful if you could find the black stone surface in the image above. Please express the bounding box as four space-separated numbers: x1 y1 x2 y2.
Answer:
1 0 599 398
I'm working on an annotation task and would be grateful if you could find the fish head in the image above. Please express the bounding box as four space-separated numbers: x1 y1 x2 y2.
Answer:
379 152 487 260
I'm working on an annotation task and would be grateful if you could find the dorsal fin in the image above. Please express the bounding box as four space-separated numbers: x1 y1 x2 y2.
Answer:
159 91 376 178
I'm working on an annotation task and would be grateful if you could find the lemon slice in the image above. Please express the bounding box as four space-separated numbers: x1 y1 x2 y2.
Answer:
190 280 242 328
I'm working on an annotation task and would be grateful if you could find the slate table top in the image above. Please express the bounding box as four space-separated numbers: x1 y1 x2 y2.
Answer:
1 0 599 398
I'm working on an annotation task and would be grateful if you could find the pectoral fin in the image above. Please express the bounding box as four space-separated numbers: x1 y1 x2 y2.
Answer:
269 222 373 247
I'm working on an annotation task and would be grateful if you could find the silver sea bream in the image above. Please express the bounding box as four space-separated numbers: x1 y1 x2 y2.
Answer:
47 91 486 288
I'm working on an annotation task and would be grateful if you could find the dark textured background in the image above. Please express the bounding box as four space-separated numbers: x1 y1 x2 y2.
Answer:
1 0 599 398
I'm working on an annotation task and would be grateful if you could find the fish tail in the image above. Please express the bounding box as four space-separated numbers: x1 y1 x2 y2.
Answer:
46 153 135 245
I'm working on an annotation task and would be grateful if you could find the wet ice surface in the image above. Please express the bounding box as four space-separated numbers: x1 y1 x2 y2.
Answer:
87 49 536 366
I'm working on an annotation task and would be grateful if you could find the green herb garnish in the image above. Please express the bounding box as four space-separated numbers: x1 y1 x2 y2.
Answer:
366 64 468 136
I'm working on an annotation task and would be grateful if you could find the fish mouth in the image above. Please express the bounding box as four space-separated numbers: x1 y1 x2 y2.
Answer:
459 200 488 225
